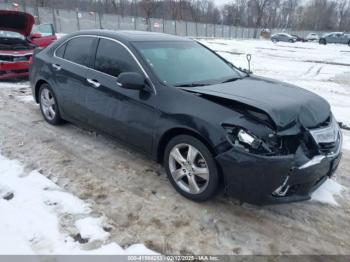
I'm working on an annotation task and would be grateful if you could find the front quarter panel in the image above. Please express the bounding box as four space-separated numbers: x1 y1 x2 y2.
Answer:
152 85 274 159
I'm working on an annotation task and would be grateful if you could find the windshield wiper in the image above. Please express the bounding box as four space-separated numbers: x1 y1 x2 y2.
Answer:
175 82 209 88
221 76 242 83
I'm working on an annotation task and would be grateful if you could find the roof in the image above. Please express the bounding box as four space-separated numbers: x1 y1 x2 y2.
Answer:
73 29 192 42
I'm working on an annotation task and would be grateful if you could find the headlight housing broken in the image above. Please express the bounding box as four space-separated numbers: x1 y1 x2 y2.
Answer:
223 125 275 155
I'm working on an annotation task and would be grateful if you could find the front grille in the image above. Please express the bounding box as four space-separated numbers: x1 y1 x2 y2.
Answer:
0 55 31 62
0 55 14 62
319 136 340 155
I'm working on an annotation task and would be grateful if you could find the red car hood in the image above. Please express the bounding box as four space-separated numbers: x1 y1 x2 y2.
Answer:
0 10 35 37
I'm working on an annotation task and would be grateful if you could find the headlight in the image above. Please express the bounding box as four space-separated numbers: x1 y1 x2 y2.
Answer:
223 125 274 154
237 129 254 144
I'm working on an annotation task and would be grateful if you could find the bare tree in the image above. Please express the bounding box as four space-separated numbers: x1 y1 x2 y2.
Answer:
337 0 350 30
139 0 160 31
250 0 273 37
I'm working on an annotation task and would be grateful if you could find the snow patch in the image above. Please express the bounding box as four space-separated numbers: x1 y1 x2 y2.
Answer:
342 133 350 151
311 178 346 206
17 95 34 103
0 153 156 255
75 217 110 242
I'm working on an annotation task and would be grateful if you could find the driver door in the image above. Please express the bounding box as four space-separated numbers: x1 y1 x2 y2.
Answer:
85 38 158 154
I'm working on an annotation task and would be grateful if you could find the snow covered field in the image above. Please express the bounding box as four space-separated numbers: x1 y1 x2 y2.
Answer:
0 39 349 255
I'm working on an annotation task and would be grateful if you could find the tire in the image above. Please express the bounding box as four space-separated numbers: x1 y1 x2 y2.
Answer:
272 39 278 43
319 39 326 45
289 39 294 43
39 83 63 125
348 41 350 47
164 135 219 202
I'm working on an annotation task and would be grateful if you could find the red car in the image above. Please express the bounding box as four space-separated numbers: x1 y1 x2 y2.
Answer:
0 10 57 80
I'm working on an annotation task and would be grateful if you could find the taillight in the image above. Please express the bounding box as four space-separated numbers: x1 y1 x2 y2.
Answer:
28 56 33 65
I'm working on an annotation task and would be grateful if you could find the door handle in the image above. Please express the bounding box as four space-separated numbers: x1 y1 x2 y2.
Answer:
52 64 61 71
87 78 101 88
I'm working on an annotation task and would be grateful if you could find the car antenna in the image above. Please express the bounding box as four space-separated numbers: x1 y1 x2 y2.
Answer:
246 54 252 74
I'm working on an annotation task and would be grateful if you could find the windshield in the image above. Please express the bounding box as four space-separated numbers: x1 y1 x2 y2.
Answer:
0 30 25 40
133 41 241 87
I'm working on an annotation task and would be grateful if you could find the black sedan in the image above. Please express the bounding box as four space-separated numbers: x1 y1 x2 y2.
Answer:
30 30 342 205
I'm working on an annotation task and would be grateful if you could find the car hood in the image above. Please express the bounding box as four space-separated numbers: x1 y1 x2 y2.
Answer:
0 10 35 37
182 76 331 131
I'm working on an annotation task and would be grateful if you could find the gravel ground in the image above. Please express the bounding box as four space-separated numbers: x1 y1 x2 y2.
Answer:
0 81 349 255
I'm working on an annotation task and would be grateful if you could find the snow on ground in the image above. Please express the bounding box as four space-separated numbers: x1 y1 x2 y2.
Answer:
311 178 346 206
0 152 156 255
201 39 350 152
343 131 350 151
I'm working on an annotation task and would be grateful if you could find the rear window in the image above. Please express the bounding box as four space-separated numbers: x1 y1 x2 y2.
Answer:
63 37 94 67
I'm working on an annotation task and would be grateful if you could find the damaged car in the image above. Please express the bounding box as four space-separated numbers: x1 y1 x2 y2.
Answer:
30 31 342 205
0 10 57 80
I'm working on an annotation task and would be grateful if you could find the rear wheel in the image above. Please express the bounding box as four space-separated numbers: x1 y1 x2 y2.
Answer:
348 41 350 46
164 135 219 202
39 83 63 125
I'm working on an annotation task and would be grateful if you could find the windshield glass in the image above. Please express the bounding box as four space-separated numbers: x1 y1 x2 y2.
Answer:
0 31 25 39
133 41 241 87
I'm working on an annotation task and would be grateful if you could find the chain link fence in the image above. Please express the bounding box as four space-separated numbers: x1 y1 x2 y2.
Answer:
0 2 328 39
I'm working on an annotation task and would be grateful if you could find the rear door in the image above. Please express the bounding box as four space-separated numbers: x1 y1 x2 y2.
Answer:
51 36 97 123
85 38 157 153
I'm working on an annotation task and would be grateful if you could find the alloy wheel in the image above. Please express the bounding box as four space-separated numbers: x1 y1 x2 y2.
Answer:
168 143 210 194
40 88 56 121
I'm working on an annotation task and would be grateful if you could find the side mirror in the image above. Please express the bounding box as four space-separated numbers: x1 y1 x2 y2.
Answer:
117 72 146 90
31 32 42 39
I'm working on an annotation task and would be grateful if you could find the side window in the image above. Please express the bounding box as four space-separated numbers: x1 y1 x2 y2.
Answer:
64 37 95 67
94 39 141 78
55 43 66 58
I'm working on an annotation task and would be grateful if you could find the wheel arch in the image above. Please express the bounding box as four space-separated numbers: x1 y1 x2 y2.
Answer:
156 127 217 164
34 79 49 103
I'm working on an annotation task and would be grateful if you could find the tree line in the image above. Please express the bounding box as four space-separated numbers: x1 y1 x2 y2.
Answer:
6 0 350 31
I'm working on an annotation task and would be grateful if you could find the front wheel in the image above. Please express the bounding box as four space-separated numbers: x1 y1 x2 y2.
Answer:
39 83 63 125
164 135 219 202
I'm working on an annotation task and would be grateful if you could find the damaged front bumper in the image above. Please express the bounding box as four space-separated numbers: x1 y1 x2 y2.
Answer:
0 61 30 80
216 133 342 205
